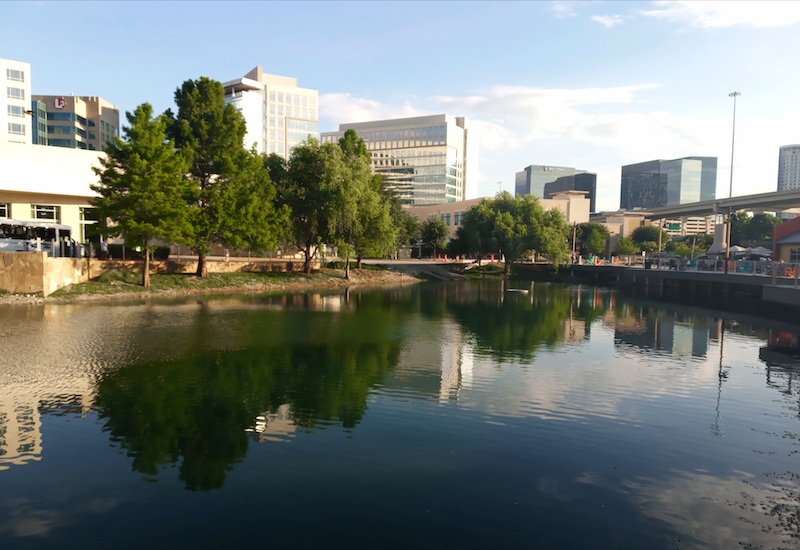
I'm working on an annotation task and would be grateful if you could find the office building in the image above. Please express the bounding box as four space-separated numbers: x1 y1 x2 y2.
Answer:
543 172 597 213
2 58 32 145
32 95 119 151
515 165 598 211
620 156 717 210
223 66 318 157
778 145 800 191
322 114 476 206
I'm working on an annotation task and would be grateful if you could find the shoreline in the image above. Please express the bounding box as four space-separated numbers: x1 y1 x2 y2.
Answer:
0 268 421 306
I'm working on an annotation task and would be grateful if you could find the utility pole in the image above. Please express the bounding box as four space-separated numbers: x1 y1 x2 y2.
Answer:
726 91 741 273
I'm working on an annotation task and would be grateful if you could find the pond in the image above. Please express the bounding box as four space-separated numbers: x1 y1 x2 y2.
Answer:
1 281 799 549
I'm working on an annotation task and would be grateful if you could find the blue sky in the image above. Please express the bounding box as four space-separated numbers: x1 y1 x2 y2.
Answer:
3 1 799 210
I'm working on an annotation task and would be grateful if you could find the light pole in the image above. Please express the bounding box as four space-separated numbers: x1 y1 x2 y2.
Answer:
725 91 741 271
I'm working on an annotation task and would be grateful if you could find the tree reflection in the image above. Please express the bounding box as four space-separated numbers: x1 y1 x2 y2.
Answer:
447 284 577 362
94 324 400 492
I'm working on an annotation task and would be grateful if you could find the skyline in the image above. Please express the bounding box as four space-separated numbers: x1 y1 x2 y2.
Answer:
2 1 799 211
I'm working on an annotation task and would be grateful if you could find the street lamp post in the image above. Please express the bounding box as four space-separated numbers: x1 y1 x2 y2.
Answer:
725 91 741 272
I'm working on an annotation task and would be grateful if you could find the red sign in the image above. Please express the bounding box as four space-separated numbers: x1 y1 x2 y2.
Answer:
54 97 65 109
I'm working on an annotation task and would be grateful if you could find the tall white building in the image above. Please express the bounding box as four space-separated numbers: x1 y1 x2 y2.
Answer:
222 66 318 157
778 145 800 191
1 58 32 145
321 114 477 206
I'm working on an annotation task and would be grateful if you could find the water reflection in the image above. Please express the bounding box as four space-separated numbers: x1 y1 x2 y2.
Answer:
1 282 800 547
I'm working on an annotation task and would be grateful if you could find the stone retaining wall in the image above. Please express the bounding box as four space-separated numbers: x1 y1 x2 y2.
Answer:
0 253 313 296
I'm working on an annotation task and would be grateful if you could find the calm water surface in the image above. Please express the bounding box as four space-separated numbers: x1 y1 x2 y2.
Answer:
1 281 799 549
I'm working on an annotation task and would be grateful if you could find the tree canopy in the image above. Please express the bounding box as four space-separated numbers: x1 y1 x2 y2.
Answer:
421 216 449 257
167 77 284 276
91 103 193 287
449 192 570 275
575 222 610 257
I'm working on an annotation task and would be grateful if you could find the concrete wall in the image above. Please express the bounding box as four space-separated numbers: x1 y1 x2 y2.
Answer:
1 252 90 296
1 252 313 296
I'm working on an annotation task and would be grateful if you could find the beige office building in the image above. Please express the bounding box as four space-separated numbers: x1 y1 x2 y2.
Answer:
32 95 119 151
223 66 319 157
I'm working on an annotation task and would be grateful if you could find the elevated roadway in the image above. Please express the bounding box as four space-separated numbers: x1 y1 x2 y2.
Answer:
638 188 800 220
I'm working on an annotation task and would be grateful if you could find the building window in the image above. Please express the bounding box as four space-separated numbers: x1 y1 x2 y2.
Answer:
8 123 25 135
32 205 60 222
791 249 800 263
0 203 9 218
7 87 25 100
6 68 24 81
7 105 24 117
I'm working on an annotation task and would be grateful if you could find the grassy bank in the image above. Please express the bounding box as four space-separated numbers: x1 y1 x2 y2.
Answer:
44 267 417 302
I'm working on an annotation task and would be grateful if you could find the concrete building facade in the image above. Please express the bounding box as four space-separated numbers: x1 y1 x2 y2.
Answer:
322 114 477 206
620 156 717 210
223 66 318 157
2 58 32 145
0 143 101 242
32 95 119 151
778 145 800 192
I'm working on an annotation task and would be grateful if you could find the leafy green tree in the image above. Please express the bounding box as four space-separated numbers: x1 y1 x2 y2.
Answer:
614 237 639 256
490 192 570 275
335 130 391 277
631 225 668 247
421 216 449 258
384 188 419 258
732 211 780 244
91 103 192 287
168 77 281 277
272 138 346 273
576 222 610 256
451 200 496 264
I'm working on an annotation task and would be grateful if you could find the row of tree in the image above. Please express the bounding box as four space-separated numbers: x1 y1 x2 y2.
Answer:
92 77 420 286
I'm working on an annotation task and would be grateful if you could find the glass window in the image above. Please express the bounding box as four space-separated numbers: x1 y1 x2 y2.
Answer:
76 115 87 125
6 68 24 81
32 205 60 221
8 123 25 135
791 249 800 263
0 203 9 218
49 138 76 148
47 112 75 121
7 87 24 99
7 105 24 117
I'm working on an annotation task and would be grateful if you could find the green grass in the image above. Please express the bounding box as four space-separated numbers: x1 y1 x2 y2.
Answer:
49 269 343 299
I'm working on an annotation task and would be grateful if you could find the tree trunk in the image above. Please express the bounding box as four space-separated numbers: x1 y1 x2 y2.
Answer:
196 253 207 277
303 249 313 274
357 255 363 269
344 252 350 280
142 237 151 288
504 260 512 277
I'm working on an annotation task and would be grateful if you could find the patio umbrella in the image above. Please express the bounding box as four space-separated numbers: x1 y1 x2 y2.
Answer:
747 246 772 256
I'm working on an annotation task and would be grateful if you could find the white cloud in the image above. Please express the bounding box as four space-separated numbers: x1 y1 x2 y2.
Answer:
551 1 578 19
316 83 723 208
318 93 426 129
591 14 627 28
642 0 800 28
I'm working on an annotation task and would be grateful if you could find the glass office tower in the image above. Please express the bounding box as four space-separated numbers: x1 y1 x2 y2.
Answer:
620 156 717 210
321 114 475 206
